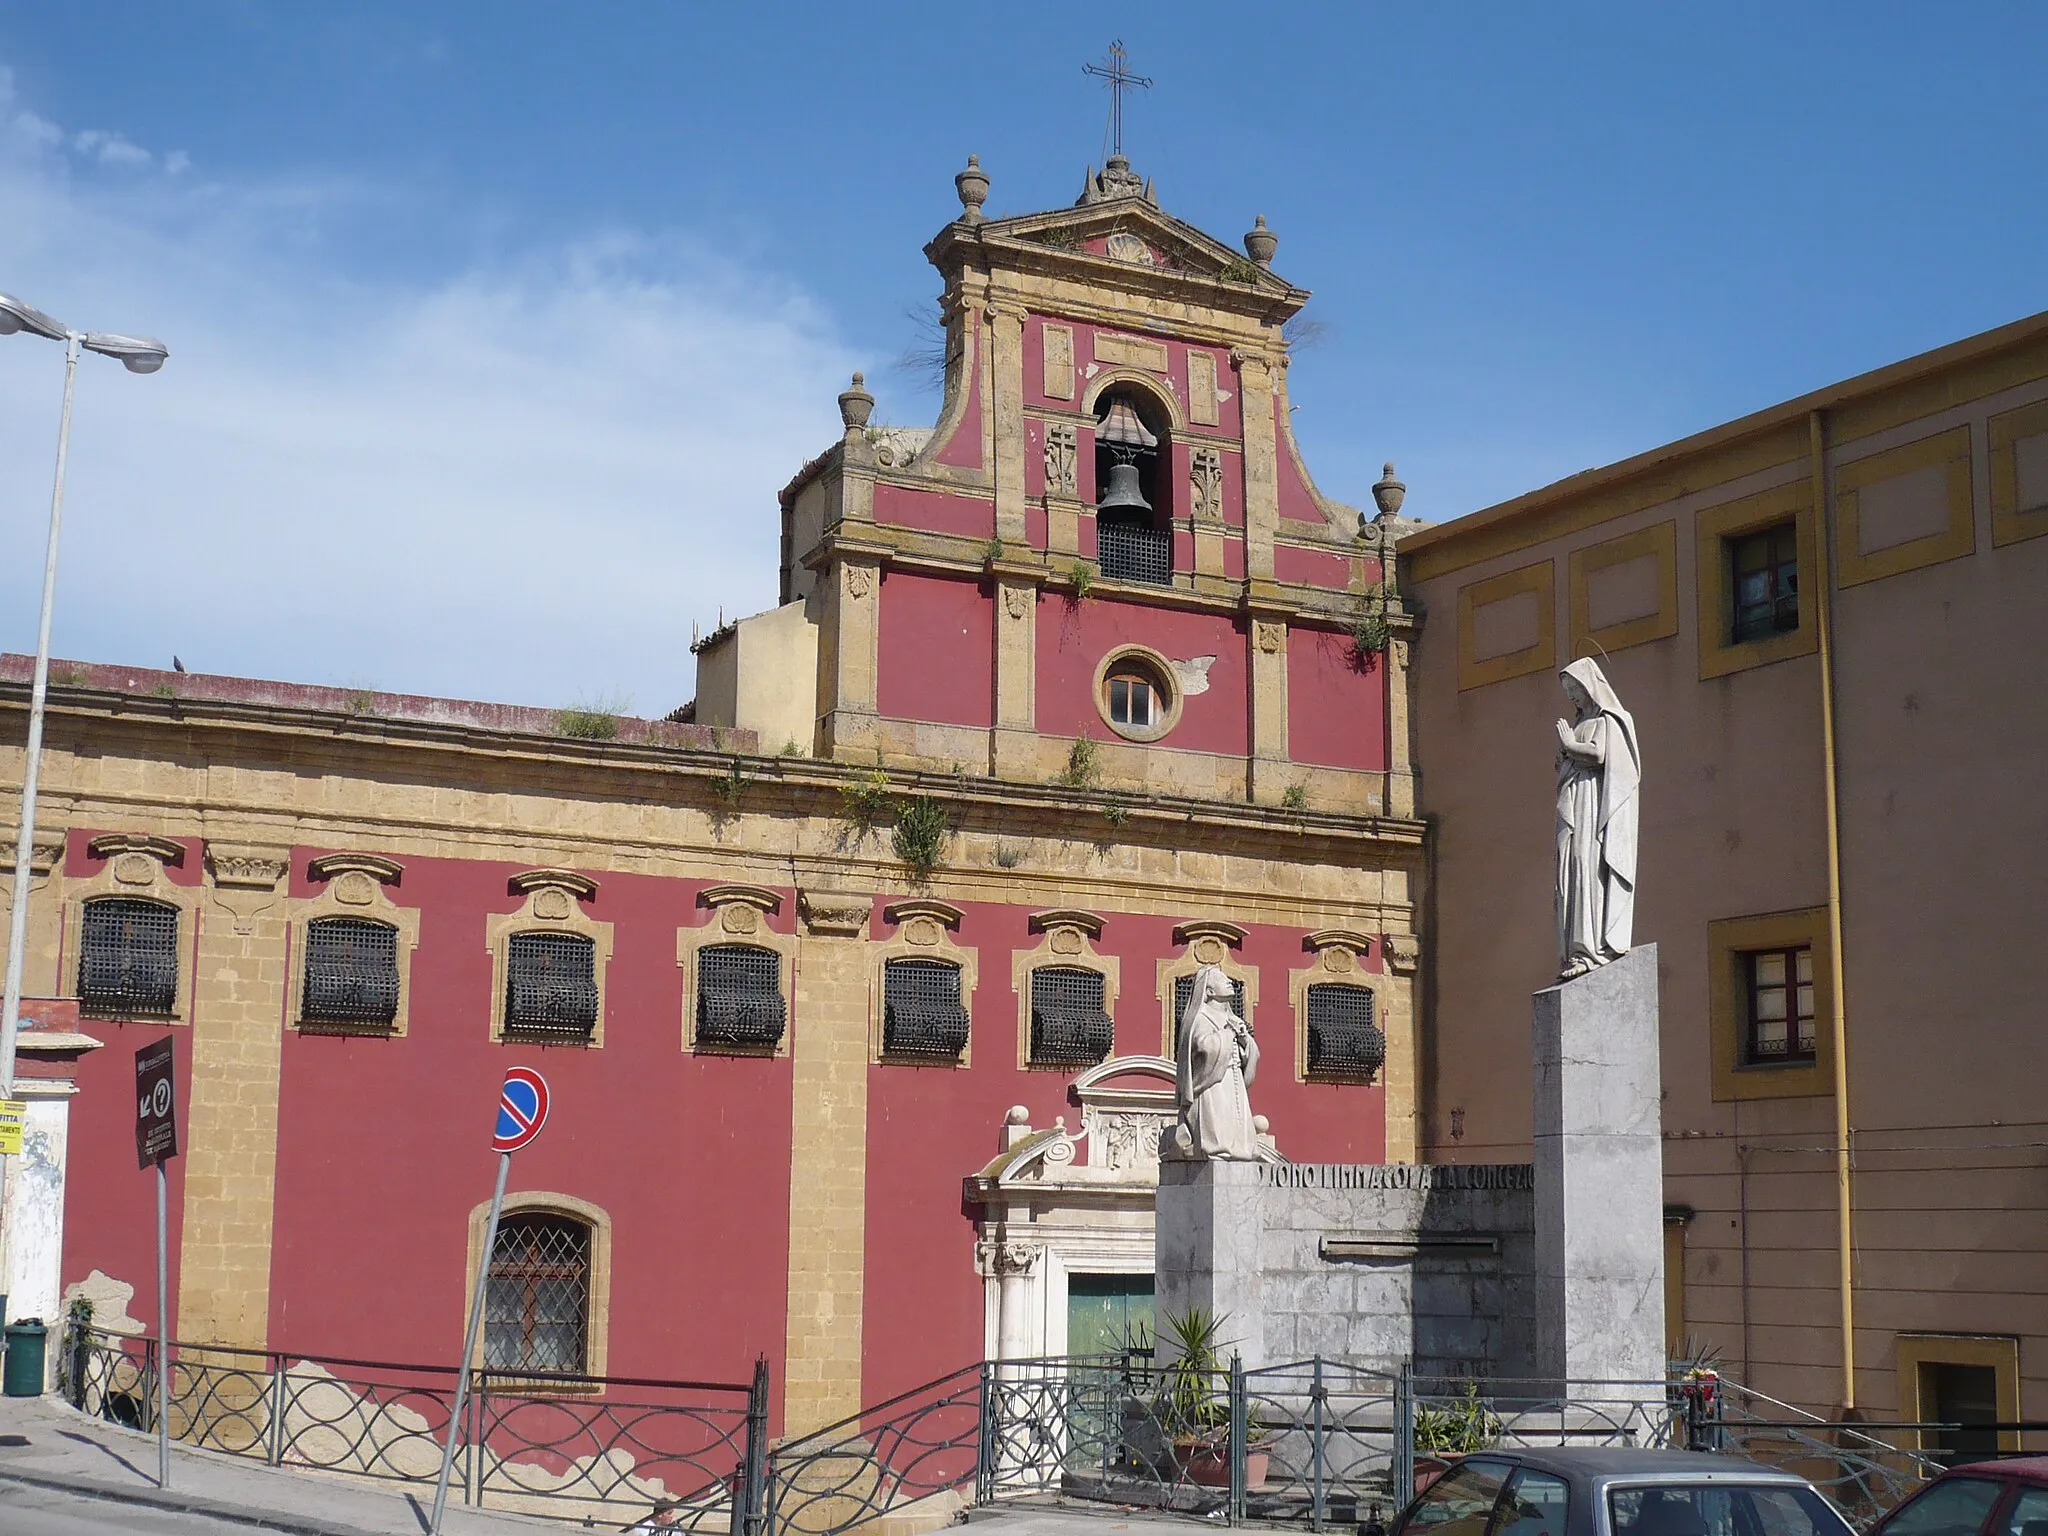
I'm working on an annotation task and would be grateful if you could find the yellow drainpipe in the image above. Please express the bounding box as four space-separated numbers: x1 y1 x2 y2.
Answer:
1809 408 1857 1412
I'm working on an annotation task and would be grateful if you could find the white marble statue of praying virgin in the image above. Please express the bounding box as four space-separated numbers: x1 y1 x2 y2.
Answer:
1555 657 1642 981
1166 964 1261 1160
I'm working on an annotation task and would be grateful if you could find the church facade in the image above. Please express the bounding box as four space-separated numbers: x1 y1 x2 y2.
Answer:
0 151 1422 1437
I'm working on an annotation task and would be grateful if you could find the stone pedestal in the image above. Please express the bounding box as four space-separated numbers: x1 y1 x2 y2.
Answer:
1532 944 1666 1386
1154 1159 1269 1367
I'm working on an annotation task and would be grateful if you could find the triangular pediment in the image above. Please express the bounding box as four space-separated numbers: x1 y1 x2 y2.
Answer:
926 196 1307 318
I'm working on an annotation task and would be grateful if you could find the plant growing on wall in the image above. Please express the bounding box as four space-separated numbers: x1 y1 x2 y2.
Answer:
892 795 951 878
1056 735 1101 789
713 757 753 810
1102 794 1131 828
982 535 1006 563
840 761 893 838
1352 584 1392 660
1069 560 1095 601
556 690 631 741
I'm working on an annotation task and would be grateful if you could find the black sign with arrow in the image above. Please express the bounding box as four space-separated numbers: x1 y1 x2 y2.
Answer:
135 1036 178 1169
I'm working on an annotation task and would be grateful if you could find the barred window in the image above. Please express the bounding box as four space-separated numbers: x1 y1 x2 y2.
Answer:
1172 972 1246 1048
697 944 786 1051
301 917 400 1029
1030 966 1112 1066
484 1214 590 1375
504 932 599 1040
1305 982 1385 1080
78 898 179 1017
1742 947 1815 1065
882 958 969 1060
1097 517 1173 586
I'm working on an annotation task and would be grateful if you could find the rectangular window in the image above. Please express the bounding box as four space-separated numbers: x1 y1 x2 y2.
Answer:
1108 676 1155 727
1029 966 1113 1066
1729 521 1800 643
696 944 787 1051
881 957 969 1059
1742 946 1815 1065
1304 982 1385 1080
503 931 600 1041
485 1214 590 1375
78 898 179 1017
301 917 400 1030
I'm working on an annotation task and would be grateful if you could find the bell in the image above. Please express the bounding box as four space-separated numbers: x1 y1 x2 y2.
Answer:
1097 460 1151 512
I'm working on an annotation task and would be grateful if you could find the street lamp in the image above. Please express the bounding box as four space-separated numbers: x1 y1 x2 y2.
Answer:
0 293 168 1106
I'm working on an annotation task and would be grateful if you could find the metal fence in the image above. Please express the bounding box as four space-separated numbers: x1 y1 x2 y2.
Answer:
62 1324 767 1529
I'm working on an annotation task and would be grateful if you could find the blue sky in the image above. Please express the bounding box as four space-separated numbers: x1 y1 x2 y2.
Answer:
2 3 2044 710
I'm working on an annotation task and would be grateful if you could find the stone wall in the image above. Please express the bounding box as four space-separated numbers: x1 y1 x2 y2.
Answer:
1156 1161 1535 1380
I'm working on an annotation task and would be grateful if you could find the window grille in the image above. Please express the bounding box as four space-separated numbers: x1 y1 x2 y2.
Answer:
1729 522 1800 642
1030 966 1113 1066
882 958 970 1059
301 917 400 1029
1742 946 1815 1064
697 944 786 1050
1305 982 1385 1079
484 1214 590 1376
503 932 599 1040
1172 972 1246 1048
1097 516 1172 585
78 898 179 1017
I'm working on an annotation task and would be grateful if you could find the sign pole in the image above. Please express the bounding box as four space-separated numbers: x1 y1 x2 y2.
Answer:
134 1036 178 1492
155 1156 169 1489
430 1066 549 1536
430 1150 509 1535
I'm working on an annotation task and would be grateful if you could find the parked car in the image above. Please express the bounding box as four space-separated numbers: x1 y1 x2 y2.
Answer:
1868 1458 2048 1536
1387 1447 1854 1536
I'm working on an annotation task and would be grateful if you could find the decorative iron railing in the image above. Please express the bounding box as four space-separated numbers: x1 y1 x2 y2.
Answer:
62 1325 766 1529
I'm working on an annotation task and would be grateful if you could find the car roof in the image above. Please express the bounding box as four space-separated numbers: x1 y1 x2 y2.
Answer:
1934 1458 2048 1482
1464 1448 1812 1483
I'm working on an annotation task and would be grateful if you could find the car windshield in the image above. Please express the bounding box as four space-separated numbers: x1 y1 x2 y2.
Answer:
1882 1479 2009 1536
1609 1484 1855 1536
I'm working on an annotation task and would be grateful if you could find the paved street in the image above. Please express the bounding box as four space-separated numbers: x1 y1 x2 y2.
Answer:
0 1479 271 1533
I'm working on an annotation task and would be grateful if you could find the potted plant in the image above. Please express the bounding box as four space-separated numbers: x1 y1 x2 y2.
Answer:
1413 1382 1501 1491
1152 1308 1273 1492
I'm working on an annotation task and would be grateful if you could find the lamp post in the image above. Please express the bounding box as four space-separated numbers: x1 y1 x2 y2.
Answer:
0 292 167 1291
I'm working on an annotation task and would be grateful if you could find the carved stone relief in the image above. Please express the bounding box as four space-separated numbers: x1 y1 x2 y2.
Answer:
205 845 289 892
1002 585 1032 620
1041 325 1074 401
1190 445 1223 521
1255 621 1286 655
1044 422 1078 497
845 565 875 600
534 887 574 922
112 854 156 887
1188 351 1220 426
334 872 377 907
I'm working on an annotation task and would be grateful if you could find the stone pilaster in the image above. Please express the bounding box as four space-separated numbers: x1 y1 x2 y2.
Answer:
990 299 1029 544
990 563 1040 780
781 889 874 1435
1385 635 1417 819
1234 352 1280 582
1245 606 1290 805
176 844 291 1349
817 546 885 762
1380 932 1421 1163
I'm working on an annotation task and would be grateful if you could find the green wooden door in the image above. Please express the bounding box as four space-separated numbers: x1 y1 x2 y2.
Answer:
1067 1272 1154 1357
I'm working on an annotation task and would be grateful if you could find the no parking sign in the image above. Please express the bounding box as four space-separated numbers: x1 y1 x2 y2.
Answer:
492 1066 550 1152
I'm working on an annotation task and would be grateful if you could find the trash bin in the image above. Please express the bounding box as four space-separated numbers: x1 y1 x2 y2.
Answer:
3 1319 47 1397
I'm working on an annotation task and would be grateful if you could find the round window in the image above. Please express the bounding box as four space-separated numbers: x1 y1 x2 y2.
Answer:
1092 647 1181 743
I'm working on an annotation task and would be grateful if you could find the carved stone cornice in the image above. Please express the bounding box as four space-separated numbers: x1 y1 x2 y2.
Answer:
883 898 964 930
87 833 184 867
1303 928 1375 957
204 843 289 892
699 883 783 915
307 852 403 886
1028 908 1104 939
1382 933 1421 976
798 888 871 938
975 1239 1044 1278
1172 919 1246 950
509 867 599 901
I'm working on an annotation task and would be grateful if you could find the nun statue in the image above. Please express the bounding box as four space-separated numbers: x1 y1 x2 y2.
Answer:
1555 657 1642 980
1165 964 1261 1160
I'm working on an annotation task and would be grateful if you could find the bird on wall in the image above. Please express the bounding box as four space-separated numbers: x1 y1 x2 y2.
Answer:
172 656 186 672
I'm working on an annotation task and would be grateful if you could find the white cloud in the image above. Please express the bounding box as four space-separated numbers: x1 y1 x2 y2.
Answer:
0 65 853 715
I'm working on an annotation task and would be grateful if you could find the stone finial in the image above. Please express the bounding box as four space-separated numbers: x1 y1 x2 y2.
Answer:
838 372 875 430
1372 462 1407 519
954 154 990 223
1243 214 1279 267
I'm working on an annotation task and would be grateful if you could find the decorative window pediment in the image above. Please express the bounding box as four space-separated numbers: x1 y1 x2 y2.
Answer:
487 873 612 1048
1158 919 1259 1056
872 902 977 1066
1011 912 1117 1070
295 852 420 1036
680 885 795 1057
1289 930 1386 1085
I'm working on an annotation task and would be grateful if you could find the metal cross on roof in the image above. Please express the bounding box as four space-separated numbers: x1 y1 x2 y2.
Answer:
1083 40 1153 160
